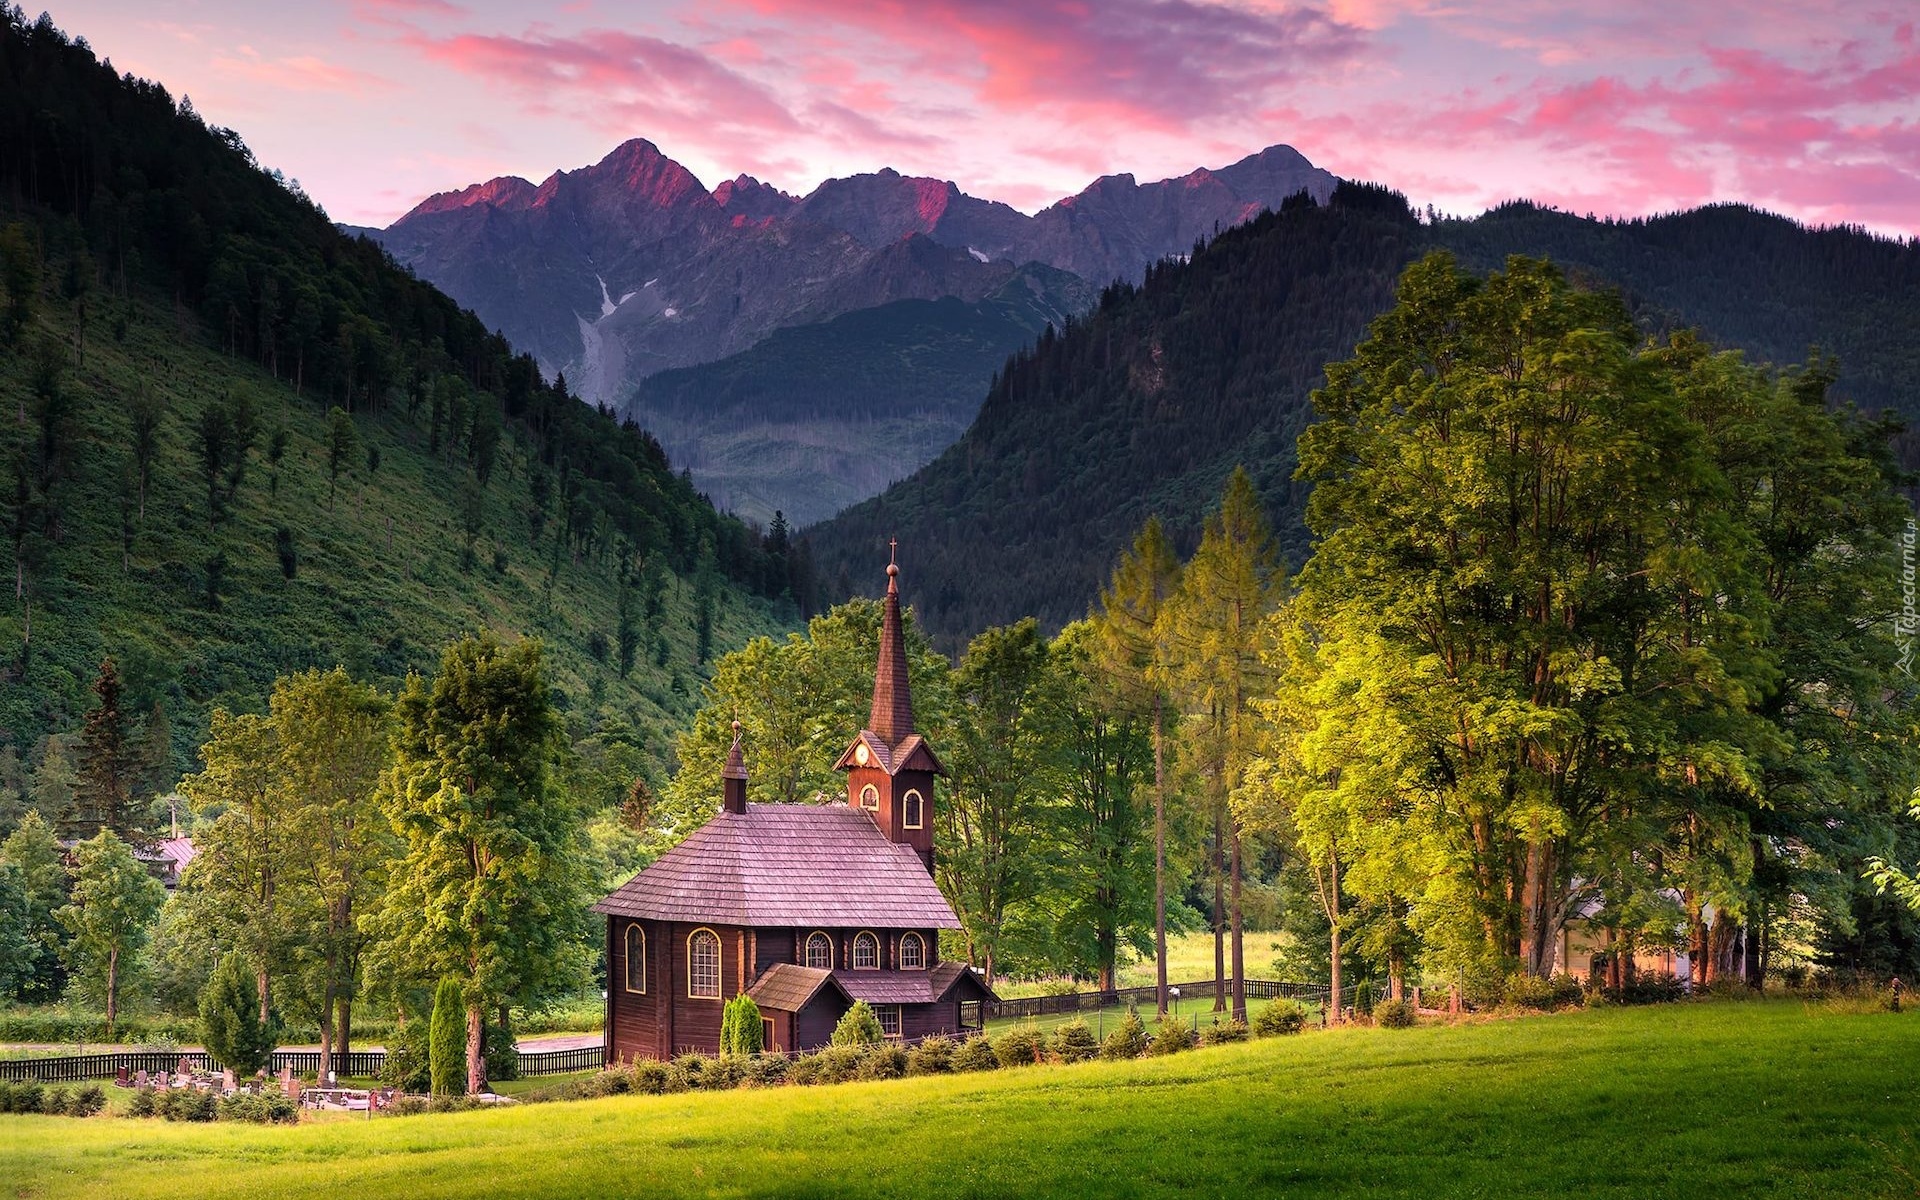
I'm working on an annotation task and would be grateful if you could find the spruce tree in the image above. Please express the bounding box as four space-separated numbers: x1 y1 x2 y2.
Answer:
200 951 276 1074
74 657 141 839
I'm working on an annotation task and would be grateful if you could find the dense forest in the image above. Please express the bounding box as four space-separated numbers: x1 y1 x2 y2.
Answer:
809 185 1920 646
0 8 807 793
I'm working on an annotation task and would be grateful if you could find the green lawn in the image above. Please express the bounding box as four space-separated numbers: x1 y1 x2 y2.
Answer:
3 1000 1915 1198
996 930 1296 998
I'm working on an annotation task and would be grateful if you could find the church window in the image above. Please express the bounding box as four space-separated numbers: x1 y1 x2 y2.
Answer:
853 931 880 970
805 931 833 969
624 924 647 993
860 784 879 811
688 928 721 998
900 932 926 970
876 1005 901 1038
903 789 924 829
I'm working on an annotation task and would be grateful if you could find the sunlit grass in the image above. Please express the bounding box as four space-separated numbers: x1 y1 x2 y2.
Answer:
4 1000 1913 1199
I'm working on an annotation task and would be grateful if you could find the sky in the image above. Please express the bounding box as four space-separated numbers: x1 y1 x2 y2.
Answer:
47 0 1920 235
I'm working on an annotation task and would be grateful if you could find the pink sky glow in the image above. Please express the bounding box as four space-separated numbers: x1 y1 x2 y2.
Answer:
50 0 1920 235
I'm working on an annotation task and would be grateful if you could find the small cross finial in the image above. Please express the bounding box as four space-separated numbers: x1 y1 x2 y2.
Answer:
889 537 897 565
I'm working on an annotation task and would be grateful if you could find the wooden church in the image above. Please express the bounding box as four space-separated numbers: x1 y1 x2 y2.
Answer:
593 555 995 1060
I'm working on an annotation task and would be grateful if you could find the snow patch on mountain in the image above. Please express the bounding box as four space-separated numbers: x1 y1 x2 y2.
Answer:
597 275 616 318
968 247 989 263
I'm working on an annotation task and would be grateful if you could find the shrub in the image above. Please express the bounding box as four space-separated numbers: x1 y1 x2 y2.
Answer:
744 1054 789 1088
429 978 466 1096
424 1094 482 1114
380 1017 432 1092
126 1088 157 1118
6 1082 43 1114
1101 1012 1149 1060
812 1045 864 1084
1051 1020 1100 1064
786 1054 824 1086
700 1055 747 1091
720 995 765 1056
667 1053 713 1092
157 1089 218 1122
993 1024 1047 1068
908 1035 956 1075
1147 1017 1193 1056
485 1018 520 1083
1199 1019 1250 1046
70 1085 106 1117
1353 980 1375 1018
1503 973 1558 1011
388 1095 433 1116
1614 972 1685 1006
219 1090 298 1124
831 1001 884 1047
856 1044 908 1081
630 1060 673 1094
42 1086 71 1116
201 952 277 1076
1375 998 1417 1029
951 1036 1000 1072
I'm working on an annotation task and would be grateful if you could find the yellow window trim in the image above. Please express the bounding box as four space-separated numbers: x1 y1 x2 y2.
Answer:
902 788 925 830
686 926 722 999
899 931 926 971
624 922 648 994
805 930 834 970
859 784 880 811
852 929 881 970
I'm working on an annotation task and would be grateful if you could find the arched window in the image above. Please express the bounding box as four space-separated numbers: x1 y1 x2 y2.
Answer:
805 931 833 970
903 789 924 830
687 928 721 998
852 931 880 970
860 784 879 811
899 931 926 970
624 924 647 993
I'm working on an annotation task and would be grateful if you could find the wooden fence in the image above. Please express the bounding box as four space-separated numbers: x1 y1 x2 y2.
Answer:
983 978 1338 1022
2 1044 600 1083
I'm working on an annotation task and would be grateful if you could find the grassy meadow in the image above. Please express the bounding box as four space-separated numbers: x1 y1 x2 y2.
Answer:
4 1000 1915 1199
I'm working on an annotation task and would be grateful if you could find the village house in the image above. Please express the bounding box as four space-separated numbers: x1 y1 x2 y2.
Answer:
593 555 995 1061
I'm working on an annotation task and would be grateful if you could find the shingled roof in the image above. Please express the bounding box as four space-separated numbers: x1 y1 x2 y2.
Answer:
592 803 962 928
746 964 848 1012
833 961 990 1005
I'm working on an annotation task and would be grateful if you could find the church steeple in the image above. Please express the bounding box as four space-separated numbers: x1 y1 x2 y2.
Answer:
836 543 943 873
721 720 748 815
869 540 914 748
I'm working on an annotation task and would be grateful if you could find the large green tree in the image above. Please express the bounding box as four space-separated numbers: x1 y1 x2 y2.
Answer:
370 634 588 1094
56 827 165 1034
0 809 67 1000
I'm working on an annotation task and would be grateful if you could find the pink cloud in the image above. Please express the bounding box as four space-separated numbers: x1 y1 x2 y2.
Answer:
214 51 391 94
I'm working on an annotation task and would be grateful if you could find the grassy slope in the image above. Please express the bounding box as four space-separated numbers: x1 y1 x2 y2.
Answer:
5 1002 1916 1198
0 278 787 777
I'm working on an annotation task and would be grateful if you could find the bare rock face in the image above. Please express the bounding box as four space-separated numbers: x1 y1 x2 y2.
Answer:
369 140 1337 406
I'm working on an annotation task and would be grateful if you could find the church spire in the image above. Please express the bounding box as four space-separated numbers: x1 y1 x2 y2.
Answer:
869 541 914 748
721 719 748 814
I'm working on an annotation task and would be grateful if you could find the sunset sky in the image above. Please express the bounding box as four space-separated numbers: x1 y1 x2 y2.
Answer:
48 0 1920 235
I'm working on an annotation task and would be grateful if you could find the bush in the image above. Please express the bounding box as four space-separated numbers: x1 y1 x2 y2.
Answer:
630 1060 674 1094
1354 980 1375 1018
429 978 467 1096
667 1053 714 1092
721 995 765 1056
1375 998 1417 1029
201 951 277 1075
126 1088 157 1118
380 1017 432 1092
907 1035 955 1075
950 1036 1000 1072
1503 973 1558 1011
485 1018 520 1083
786 1054 824 1086
831 1001 884 1047
41 1086 71 1116
219 1090 298 1124
1199 1018 1250 1046
744 1054 789 1088
1147 1017 1193 1056
700 1055 747 1091
993 1024 1047 1068
388 1095 433 1116
157 1089 218 1122
70 1085 106 1116
1613 972 1686 1006
1100 1012 1149 1060
5 1082 43 1113
424 1094 482 1114
856 1044 907 1081
1051 1020 1100 1064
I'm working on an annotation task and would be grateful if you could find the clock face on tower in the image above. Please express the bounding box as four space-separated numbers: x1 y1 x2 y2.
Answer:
854 743 870 767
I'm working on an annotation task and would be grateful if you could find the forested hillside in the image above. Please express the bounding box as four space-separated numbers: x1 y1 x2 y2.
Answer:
629 265 1095 525
0 9 800 805
810 185 1920 644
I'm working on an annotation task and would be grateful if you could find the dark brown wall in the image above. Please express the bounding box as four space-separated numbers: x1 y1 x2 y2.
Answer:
845 764 936 870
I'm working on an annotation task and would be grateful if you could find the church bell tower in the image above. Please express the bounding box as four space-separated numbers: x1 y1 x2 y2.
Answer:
835 543 942 872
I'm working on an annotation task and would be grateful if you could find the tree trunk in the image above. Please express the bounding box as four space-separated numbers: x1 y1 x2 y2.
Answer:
105 946 119 1038
1327 917 1342 1026
465 1003 484 1095
1229 824 1246 1024
317 981 335 1084
1212 811 1225 1013
1153 697 1168 1019
338 994 352 1060
257 966 271 1026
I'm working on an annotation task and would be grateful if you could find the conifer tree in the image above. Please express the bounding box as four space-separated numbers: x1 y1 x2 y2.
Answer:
74 657 141 839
